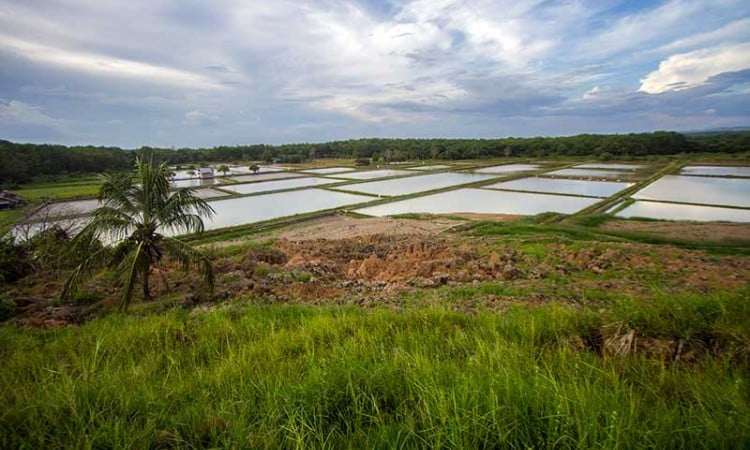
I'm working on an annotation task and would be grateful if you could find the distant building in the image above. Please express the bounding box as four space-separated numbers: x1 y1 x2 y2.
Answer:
0 191 27 210
198 167 214 179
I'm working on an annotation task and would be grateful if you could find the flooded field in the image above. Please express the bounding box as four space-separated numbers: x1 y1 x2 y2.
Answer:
408 165 452 171
329 169 413 180
202 189 372 230
171 178 220 188
575 163 648 170
680 165 750 177
339 173 497 197
632 175 750 208
474 163 541 174
226 173 299 183
485 177 631 197
547 168 633 179
301 167 356 175
616 201 750 222
355 188 599 217
221 177 337 195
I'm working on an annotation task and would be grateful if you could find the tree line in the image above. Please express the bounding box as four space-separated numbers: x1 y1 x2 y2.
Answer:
2 131 749 184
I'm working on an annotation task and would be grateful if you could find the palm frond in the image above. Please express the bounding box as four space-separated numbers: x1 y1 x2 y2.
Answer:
59 245 114 302
162 237 215 293
116 241 148 310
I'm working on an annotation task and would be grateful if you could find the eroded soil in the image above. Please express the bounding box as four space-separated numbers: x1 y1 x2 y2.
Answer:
6 217 750 337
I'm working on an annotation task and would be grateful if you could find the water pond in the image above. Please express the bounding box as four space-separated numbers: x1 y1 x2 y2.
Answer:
575 163 648 170
408 165 452 171
485 177 631 198
354 188 599 217
202 189 372 230
228 173 300 183
171 178 220 188
301 167 356 175
632 175 750 207
330 169 413 180
680 165 750 177
546 168 632 179
475 163 541 174
616 201 750 222
222 177 337 195
340 173 497 197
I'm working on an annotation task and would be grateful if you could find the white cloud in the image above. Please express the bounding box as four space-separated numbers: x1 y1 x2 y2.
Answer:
184 110 219 126
0 34 225 90
639 43 750 94
0 100 60 126
582 86 601 100
652 17 750 54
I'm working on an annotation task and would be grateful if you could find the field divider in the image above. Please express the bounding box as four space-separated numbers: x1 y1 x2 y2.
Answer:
562 159 685 221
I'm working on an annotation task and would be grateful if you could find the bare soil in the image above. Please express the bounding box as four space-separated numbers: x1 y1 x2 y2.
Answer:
7 216 750 330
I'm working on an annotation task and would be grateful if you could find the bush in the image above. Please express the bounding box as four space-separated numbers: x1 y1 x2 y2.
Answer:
0 296 15 322
0 237 32 283
355 158 370 166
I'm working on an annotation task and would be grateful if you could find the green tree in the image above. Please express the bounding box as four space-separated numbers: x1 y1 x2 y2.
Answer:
218 164 230 176
61 154 215 310
249 164 260 174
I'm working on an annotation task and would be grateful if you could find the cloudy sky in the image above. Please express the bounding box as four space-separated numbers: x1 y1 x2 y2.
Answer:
1 0 749 147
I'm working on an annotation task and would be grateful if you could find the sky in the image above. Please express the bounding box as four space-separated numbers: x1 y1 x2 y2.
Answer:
0 0 749 148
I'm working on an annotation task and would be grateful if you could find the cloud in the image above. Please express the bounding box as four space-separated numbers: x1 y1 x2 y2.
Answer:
0 35 225 91
0 99 60 126
0 1 748 146
639 43 750 94
184 110 219 126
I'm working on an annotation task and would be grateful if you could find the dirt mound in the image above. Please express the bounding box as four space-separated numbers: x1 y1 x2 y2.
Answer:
275 235 523 286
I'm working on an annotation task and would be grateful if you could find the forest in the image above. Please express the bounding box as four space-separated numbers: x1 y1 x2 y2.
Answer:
1 130 749 184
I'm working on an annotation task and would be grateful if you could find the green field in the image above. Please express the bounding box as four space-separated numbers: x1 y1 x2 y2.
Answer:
2 154 749 448
2 290 749 449
10 178 103 202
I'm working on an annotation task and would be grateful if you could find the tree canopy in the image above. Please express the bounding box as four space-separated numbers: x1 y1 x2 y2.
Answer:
61 154 215 309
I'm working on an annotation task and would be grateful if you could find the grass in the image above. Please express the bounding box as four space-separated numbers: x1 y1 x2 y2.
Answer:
10 179 103 201
1 289 749 449
0 209 24 235
465 219 750 256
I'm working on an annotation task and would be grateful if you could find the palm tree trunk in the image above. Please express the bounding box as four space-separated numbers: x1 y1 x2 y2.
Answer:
142 268 152 301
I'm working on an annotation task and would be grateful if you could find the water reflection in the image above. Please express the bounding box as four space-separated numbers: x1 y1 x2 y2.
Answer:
485 177 631 197
202 189 372 230
340 173 497 196
575 163 648 170
617 201 750 222
680 165 750 177
547 168 631 178
632 175 750 207
408 165 452 171
475 164 541 174
301 167 356 175
355 188 599 216
329 169 413 180
221 177 337 195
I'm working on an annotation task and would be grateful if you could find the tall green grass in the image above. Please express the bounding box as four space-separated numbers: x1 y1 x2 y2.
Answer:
2 290 749 448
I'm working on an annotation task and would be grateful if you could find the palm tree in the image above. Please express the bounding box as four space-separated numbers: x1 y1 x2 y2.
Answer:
217 164 230 177
61 154 215 310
